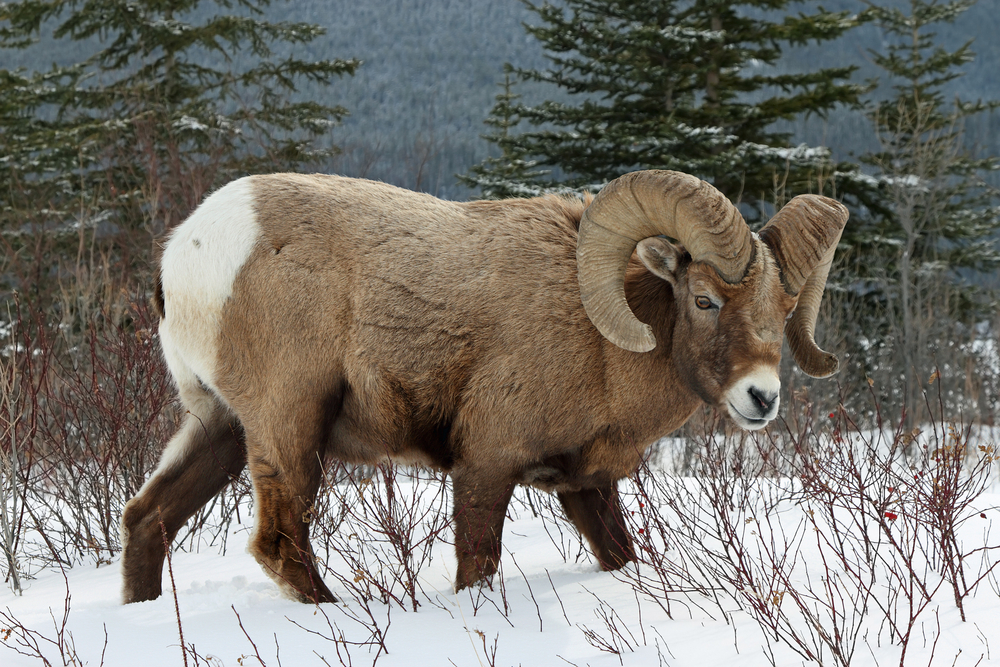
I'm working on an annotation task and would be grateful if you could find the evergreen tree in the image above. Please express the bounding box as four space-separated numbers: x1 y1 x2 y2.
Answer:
839 0 1000 421
0 66 78 221
466 0 866 216
0 0 358 252
0 61 94 299
458 70 551 199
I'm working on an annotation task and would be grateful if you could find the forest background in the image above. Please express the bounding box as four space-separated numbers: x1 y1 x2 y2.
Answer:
4 0 998 197
3 0 999 419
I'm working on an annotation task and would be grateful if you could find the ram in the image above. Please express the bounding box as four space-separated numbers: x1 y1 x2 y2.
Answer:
120 170 847 604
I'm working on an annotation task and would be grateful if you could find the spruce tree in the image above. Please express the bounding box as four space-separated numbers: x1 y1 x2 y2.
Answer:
0 66 78 218
0 0 358 246
458 70 551 199
466 0 866 216
842 0 1000 421
0 61 93 299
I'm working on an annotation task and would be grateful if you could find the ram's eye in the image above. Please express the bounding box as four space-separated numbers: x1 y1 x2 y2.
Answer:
695 296 713 310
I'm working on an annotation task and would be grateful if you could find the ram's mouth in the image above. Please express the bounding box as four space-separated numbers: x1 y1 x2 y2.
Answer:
728 403 769 430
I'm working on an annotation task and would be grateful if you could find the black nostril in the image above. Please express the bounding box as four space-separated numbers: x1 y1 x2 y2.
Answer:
749 387 776 412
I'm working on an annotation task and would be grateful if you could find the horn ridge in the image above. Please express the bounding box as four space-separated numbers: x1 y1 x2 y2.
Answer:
577 170 753 352
760 194 849 377
760 195 848 296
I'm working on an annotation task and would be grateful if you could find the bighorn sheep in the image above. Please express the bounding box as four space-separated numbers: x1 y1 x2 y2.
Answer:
121 170 848 604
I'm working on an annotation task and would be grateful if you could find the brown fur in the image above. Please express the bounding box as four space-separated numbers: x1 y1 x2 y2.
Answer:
122 174 802 603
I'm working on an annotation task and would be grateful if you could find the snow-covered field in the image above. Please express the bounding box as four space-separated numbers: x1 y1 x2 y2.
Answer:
2 432 999 667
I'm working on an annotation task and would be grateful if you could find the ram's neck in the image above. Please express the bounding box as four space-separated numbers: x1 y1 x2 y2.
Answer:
598 264 702 443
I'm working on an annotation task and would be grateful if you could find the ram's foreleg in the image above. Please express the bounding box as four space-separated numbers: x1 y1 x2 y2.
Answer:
558 483 635 570
451 463 517 591
243 396 338 605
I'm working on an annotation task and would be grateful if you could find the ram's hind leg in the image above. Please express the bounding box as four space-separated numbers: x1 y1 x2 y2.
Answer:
243 400 337 604
121 397 246 603
558 483 635 571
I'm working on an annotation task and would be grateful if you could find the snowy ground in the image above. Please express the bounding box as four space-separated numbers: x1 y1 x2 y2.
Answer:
2 436 999 667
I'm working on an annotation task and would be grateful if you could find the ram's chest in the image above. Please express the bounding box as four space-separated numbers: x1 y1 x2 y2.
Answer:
520 389 703 492
516 434 645 493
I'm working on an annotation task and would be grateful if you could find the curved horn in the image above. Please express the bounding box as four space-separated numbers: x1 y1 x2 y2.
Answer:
759 195 849 378
577 170 753 352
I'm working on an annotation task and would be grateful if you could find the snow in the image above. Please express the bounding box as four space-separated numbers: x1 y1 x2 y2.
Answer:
0 506 693 666
3 441 999 667
658 26 725 44
736 142 832 164
834 170 933 193
174 116 209 132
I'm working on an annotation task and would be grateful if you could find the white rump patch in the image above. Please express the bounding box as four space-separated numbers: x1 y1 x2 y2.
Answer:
159 177 261 392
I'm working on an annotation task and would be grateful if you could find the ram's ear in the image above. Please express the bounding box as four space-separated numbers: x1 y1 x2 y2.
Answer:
636 237 684 286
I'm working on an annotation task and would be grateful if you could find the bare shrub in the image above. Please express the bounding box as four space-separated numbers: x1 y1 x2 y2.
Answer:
508 485 589 568
286 598 391 667
1 297 36 593
619 379 999 667
311 461 452 612
0 572 107 667
577 592 639 665
0 285 178 574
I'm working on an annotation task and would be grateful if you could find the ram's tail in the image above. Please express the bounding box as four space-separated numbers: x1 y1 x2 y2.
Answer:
152 269 166 319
